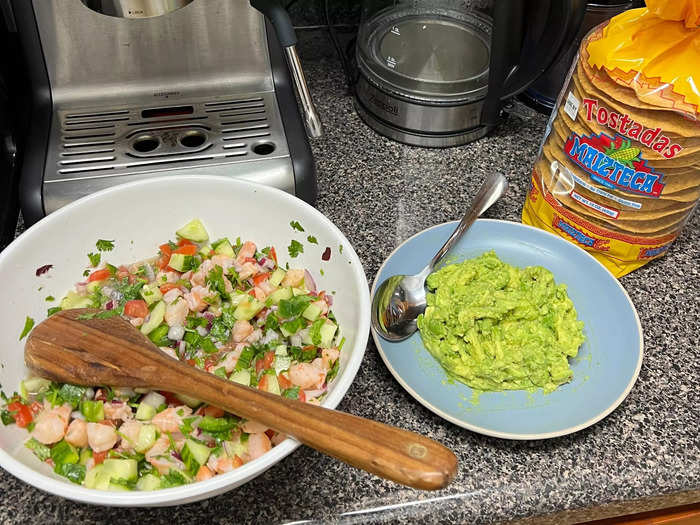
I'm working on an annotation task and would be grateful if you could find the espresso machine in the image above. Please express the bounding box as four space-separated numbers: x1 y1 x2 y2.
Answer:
4 0 322 226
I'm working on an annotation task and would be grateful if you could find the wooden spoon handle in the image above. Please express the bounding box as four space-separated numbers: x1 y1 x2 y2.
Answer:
25 309 458 490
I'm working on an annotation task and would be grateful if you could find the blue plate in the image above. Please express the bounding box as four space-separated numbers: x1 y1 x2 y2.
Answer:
371 219 643 440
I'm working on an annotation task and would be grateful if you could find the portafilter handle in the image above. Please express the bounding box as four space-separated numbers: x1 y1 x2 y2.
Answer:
249 0 323 138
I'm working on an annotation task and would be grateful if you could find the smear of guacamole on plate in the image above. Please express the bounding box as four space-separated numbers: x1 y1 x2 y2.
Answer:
416 251 584 394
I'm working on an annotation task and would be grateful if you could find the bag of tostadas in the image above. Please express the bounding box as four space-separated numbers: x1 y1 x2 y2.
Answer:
522 0 700 277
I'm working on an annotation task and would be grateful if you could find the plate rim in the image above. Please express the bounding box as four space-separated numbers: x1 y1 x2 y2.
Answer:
370 218 644 440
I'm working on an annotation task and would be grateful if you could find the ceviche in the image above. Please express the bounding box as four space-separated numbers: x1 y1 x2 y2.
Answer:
2 219 343 491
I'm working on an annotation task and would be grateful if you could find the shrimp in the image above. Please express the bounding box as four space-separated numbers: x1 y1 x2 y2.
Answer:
151 406 192 433
220 344 246 373
129 317 144 327
270 433 287 446
118 420 142 450
211 456 237 474
103 401 133 421
288 361 327 390
211 254 235 272
165 297 189 326
321 348 340 370
87 422 118 453
232 320 254 343
246 328 262 344
146 435 185 475
311 299 329 317
281 269 305 288
190 259 214 287
184 285 215 312
257 279 276 297
241 420 268 434
31 403 72 445
64 419 88 448
196 465 214 482
163 287 182 304
156 270 180 285
237 262 259 280
235 241 257 263
246 432 271 461
252 287 267 301
160 346 178 360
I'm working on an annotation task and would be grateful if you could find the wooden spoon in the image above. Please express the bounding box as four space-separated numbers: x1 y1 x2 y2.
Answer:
25 308 457 490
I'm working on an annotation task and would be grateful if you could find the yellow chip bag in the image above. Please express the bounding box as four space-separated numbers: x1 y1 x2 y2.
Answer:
522 0 700 277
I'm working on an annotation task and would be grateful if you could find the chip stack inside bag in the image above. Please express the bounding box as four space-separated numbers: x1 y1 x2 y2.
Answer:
522 0 700 277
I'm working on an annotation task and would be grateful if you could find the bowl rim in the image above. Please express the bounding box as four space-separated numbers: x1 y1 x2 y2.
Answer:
0 175 371 505
370 218 644 440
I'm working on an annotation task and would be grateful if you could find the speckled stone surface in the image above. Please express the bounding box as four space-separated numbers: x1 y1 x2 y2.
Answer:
2 31 699 525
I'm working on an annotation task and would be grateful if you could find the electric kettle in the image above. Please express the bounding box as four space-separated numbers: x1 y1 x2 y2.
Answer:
355 0 586 147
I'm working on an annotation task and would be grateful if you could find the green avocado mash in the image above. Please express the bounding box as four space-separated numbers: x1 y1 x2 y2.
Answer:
416 251 585 394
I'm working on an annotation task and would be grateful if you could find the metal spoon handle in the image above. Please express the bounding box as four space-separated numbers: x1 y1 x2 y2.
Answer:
427 173 509 271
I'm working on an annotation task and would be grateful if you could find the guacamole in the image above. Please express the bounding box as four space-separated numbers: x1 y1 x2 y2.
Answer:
416 251 585 394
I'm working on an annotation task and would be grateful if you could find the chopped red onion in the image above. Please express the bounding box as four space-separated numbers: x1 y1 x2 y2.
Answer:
35 264 53 276
261 257 275 270
304 270 317 293
324 294 334 307
105 300 114 311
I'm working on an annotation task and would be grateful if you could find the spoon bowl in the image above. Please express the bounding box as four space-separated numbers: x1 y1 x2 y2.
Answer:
371 173 509 341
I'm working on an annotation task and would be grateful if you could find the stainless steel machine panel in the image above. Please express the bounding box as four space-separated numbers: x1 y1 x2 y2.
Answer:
32 0 273 106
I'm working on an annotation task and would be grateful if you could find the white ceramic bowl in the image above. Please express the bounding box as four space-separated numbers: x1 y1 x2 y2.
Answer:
0 176 370 506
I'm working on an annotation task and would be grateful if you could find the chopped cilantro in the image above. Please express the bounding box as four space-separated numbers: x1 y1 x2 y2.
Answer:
1 410 14 425
281 386 300 400
278 295 313 318
45 296 55 302
289 220 304 232
319 269 325 276
307 235 318 244
19 316 35 341
25 438 51 461
339 244 343 254
96 239 115 252
214 367 227 379
206 266 230 300
161 470 189 488
87 252 101 267
82 269 90 277
326 358 340 383
55 462 86 485
288 240 304 258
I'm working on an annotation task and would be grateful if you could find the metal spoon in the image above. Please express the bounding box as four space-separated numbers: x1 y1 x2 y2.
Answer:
371 173 509 341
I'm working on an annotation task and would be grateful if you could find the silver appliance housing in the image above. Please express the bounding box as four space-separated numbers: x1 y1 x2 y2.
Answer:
10 0 316 224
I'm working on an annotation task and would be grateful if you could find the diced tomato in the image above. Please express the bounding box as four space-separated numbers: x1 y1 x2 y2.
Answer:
203 405 224 418
232 455 244 468
159 243 173 255
204 356 220 370
269 246 277 264
257 375 269 391
87 268 111 282
177 238 195 247
173 244 197 256
160 283 178 294
92 450 107 465
159 390 181 406
298 390 306 403
157 244 173 269
186 359 196 367
29 401 43 415
255 351 275 375
244 257 258 264
252 272 270 286
124 299 149 318
278 373 292 390
7 401 32 428
248 289 256 297
264 429 275 439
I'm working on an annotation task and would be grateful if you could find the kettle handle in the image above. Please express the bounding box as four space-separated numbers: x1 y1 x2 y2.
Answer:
250 0 323 138
482 0 586 127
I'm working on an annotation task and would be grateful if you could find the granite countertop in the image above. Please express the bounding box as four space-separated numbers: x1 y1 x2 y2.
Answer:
1 31 698 524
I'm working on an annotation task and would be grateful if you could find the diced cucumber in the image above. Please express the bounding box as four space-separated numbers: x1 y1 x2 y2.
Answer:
108 482 131 491
233 297 263 321
264 374 281 395
168 253 193 272
86 281 103 293
281 323 305 338
84 465 111 490
223 438 248 458
139 283 163 306
268 268 286 287
320 320 337 348
140 391 166 408
268 287 292 305
136 473 161 491
274 344 287 356
135 401 156 421
229 369 250 386
175 393 202 408
292 287 307 296
176 218 209 242
213 238 234 257
181 439 211 472
80 400 104 422
20 377 52 399
140 300 166 336
102 458 138 482
198 244 213 257
274 355 291 374
79 448 92 466
60 291 93 310
300 327 312 345
135 424 158 453
302 303 322 321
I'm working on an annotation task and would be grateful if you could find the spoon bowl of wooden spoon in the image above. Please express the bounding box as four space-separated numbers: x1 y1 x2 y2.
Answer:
25 308 457 495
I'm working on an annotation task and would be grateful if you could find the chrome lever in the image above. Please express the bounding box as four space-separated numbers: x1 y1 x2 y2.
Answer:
284 45 323 138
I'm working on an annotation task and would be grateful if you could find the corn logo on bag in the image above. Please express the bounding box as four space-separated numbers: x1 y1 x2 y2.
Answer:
522 0 700 277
